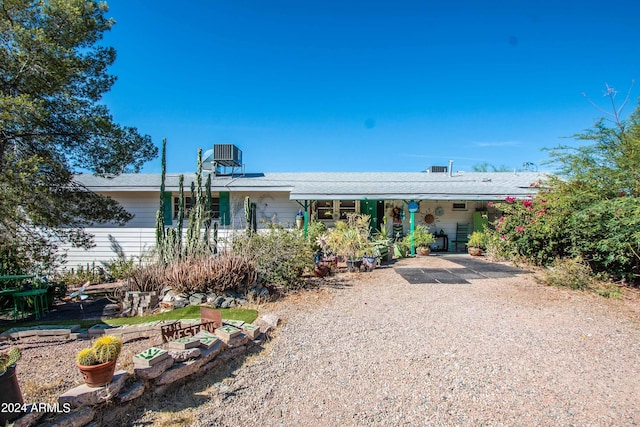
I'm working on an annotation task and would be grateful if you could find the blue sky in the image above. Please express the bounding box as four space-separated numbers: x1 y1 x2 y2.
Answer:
100 1 640 174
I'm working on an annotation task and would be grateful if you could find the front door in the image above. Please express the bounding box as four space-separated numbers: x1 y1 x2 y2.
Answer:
360 199 384 232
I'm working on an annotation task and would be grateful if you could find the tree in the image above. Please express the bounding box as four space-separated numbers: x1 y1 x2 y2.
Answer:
490 85 640 284
0 1 157 273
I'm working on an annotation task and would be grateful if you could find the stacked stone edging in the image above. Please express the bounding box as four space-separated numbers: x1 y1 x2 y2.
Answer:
0 318 208 343
9 314 280 427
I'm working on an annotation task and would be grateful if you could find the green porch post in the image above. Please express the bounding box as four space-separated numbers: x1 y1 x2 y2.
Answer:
409 211 415 256
296 200 310 238
407 201 419 257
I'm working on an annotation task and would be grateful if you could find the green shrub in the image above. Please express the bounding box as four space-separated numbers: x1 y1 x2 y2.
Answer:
233 224 314 289
307 221 328 251
104 256 139 281
401 225 435 250
543 257 595 290
55 262 109 286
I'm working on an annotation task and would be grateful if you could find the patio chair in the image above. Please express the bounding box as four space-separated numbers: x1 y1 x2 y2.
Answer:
451 223 470 252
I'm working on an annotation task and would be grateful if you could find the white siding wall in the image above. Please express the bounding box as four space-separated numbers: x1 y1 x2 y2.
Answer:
61 227 237 270
61 191 299 269
228 192 302 230
95 192 160 228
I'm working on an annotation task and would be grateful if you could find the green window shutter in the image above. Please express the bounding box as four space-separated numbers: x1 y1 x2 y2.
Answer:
163 192 173 225
219 191 230 225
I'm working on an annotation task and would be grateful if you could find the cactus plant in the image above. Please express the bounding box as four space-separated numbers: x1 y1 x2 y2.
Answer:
76 348 97 366
76 335 122 366
0 347 21 375
92 335 123 364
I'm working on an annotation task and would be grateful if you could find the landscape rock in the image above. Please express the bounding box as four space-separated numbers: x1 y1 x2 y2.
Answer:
118 381 145 403
212 295 225 308
258 313 280 329
189 293 207 306
13 408 46 427
154 358 206 386
161 289 175 303
220 297 234 309
40 406 95 427
58 371 128 408
134 356 174 380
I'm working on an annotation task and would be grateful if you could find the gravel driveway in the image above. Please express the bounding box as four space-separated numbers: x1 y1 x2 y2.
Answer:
121 254 640 427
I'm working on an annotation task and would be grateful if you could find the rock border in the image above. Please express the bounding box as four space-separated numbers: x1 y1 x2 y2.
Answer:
8 314 280 427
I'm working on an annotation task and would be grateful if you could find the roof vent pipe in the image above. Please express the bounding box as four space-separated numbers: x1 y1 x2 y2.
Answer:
448 160 453 177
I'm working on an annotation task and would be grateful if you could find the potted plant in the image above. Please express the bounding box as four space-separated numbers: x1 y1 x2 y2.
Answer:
76 335 123 387
0 346 23 425
403 225 436 256
328 214 374 272
372 224 393 262
467 231 487 256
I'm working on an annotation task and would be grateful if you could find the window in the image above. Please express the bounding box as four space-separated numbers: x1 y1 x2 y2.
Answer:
339 200 356 219
173 196 193 219
173 196 220 219
315 200 359 221
316 200 334 220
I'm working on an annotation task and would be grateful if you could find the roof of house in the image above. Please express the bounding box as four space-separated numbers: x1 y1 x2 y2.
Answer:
75 171 548 201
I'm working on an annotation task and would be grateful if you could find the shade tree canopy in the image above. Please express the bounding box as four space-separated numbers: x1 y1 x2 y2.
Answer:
0 0 157 273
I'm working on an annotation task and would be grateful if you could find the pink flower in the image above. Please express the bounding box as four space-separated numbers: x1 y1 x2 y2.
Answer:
500 235 506 240
487 202 494 207
523 200 533 208
516 226 525 234
498 217 505 223
505 196 516 203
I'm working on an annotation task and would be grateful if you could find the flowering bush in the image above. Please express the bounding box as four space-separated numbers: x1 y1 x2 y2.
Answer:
488 189 640 283
487 191 569 266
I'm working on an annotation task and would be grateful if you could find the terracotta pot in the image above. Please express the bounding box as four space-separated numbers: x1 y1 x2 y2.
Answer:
418 247 430 256
0 365 23 425
468 247 483 256
313 264 330 277
77 359 117 388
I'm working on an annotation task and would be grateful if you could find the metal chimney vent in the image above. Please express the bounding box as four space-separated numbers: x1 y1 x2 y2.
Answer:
213 144 242 167
429 165 448 173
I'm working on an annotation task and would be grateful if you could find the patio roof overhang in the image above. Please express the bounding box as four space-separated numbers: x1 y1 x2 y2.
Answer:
288 193 532 201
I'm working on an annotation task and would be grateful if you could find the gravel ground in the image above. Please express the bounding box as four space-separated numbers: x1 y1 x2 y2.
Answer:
127 255 640 427
5 255 640 426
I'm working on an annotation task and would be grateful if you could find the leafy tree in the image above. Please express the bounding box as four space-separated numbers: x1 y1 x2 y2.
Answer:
0 1 157 273
490 86 640 284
